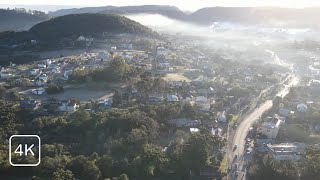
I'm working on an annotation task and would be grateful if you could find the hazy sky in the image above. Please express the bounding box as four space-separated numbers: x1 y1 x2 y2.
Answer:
2 0 320 11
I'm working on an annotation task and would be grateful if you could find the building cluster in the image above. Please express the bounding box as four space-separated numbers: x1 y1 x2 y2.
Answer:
256 102 310 161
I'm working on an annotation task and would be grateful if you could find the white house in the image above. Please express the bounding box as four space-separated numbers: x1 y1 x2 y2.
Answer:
110 46 117 52
98 98 113 109
261 114 285 139
32 88 45 95
58 100 79 112
37 64 47 69
167 95 179 102
30 69 41 76
245 76 253 82
211 128 223 137
267 143 306 161
77 35 86 41
45 59 52 65
37 74 48 82
190 128 199 134
61 70 73 81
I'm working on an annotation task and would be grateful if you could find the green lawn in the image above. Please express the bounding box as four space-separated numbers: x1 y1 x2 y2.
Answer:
229 115 239 126
219 155 227 174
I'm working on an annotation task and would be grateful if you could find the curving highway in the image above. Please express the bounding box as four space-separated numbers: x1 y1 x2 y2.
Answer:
227 76 299 180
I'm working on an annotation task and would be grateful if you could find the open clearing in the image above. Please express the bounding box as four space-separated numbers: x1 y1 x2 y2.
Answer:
163 73 191 82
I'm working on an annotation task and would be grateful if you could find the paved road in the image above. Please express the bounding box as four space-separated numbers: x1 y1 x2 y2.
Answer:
228 76 299 180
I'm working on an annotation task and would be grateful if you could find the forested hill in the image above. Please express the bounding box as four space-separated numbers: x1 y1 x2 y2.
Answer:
0 13 157 47
29 13 156 42
0 8 49 32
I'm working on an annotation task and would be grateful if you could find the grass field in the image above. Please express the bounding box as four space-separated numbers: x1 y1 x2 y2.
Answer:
163 73 191 82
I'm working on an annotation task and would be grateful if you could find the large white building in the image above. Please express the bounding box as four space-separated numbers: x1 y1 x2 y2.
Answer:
267 143 306 161
261 114 285 139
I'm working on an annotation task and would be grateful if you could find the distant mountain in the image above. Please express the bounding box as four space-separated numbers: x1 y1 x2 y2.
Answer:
0 13 157 47
0 8 49 32
49 6 320 28
48 6 117 16
189 7 320 27
49 5 187 20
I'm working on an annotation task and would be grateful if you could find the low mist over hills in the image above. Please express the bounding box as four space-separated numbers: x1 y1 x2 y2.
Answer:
190 7 320 27
0 8 49 31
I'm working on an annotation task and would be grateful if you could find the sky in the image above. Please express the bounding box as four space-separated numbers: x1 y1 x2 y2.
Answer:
2 0 320 12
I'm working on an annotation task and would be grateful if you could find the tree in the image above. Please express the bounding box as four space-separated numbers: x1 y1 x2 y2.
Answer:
180 128 223 174
52 169 74 180
141 144 169 177
112 89 122 106
302 146 320 179
96 155 113 178
181 103 196 118
0 100 18 140
0 85 6 98
67 156 101 180
118 174 129 180
46 84 64 94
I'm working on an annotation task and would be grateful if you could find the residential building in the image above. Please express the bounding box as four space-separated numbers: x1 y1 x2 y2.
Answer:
256 139 275 153
279 108 294 117
32 88 45 95
98 98 113 109
30 69 41 75
297 103 308 113
61 70 73 81
58 100 79 112
98 51 109 61
190 128 199 134
148 94 164 104
168 118 200 127
267 143 306 161
195 96 212 112
167 95 179 103
157 46 169 56
34 79 46 87
261 114 285 139
211 128 222 137
34 74 48 86
20 100 40 110
0 72 14 78
110 46 117 52
217 111 227 123
37 63 47 69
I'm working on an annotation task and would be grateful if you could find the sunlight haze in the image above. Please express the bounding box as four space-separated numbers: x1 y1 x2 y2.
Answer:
2 0 320 11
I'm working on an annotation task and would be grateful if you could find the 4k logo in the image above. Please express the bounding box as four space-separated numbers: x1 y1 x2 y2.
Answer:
9 135 41 166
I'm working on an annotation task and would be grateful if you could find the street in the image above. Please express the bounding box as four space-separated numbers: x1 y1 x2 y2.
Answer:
227 76 299 180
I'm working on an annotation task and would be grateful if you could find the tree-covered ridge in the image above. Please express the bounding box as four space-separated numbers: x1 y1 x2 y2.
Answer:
30 13 157 42
0 8 49 32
